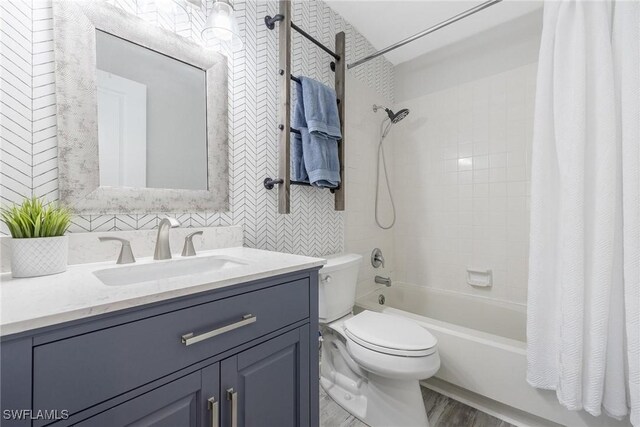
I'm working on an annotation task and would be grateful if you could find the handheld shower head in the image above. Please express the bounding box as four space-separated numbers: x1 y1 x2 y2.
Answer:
373 104 410 124
373 104 409 230
390 108 410 123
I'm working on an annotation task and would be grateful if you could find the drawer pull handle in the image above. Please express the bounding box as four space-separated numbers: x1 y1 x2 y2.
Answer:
208 397 219 427
227 388 238 427
181 314 257 346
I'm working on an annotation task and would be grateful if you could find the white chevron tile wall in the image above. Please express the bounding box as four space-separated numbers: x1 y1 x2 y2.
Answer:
0 0 394 257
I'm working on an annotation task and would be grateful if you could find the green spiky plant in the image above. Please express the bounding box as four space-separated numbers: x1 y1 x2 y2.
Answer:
0 197 71 238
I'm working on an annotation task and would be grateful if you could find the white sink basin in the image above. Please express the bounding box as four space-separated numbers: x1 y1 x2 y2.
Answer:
93 255 248 286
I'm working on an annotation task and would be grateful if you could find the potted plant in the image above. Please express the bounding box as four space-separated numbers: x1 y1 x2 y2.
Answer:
1 197 71 278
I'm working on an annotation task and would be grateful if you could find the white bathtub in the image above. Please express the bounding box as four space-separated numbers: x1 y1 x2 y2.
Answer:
356 283 632 427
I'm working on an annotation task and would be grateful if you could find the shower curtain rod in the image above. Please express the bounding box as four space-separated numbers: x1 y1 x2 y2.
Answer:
347 0 503 69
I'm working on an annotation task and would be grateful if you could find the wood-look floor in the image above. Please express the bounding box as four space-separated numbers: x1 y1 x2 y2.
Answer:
320 385 515 427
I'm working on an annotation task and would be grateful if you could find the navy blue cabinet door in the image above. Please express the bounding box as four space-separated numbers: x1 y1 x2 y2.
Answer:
221 326 310 427
76 364 219 427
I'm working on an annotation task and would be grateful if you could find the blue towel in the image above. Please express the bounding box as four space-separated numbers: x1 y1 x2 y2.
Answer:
295 77 341 188
301 77 342 139
291 81 308 182
301 128 340 188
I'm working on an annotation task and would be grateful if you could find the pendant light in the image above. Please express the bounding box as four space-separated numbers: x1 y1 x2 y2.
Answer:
201 0 243 50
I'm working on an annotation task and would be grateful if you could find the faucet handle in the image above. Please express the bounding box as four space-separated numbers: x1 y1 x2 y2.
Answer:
99 237 136 264
371 248 385 268
182 231 204 257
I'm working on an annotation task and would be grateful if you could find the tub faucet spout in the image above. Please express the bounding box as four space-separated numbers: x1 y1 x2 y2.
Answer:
375 275 392 287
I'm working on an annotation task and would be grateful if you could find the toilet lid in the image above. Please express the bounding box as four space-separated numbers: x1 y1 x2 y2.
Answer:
344 311 437 357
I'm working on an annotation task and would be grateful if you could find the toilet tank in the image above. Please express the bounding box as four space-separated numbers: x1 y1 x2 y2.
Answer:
318 253 363 323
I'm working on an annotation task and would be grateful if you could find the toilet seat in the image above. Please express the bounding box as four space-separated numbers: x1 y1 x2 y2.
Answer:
344 311 437 357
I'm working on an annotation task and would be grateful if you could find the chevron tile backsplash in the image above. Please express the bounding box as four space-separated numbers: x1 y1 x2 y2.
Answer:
0 0 394 257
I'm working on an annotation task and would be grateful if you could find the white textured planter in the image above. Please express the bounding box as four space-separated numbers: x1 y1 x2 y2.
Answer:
10 236 68 278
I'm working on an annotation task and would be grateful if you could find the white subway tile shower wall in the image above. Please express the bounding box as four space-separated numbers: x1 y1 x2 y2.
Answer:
393 63 536 304
0 0 394 258
343 76 395 298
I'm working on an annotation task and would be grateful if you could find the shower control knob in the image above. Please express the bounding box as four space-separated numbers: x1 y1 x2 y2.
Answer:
371 248 385 268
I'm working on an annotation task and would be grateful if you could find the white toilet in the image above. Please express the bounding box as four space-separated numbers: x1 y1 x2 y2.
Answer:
319 254 440 427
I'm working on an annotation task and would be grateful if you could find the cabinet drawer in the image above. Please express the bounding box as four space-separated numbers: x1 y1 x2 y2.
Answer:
33 279 309 417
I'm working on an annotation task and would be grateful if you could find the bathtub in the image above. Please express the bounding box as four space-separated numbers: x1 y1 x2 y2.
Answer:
356 283 632 427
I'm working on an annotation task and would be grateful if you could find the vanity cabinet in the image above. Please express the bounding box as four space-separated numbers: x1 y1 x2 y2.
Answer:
0 269 320 427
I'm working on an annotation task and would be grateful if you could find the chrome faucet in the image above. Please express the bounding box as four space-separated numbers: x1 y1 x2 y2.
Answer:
375 275 392 287
154 217 180 260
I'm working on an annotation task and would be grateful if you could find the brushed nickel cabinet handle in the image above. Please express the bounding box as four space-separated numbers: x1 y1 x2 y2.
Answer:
227 388 237 427
208 397 219 427
181 314 256 346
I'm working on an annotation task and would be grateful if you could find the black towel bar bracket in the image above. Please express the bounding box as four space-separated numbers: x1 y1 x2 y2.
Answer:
263 177 284 190
264 14 282 30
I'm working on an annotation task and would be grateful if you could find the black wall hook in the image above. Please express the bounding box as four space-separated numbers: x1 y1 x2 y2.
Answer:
264 177 284 190
264 14 285 30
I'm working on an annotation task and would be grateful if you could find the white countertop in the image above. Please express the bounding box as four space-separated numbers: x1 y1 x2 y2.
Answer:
0 247 325 337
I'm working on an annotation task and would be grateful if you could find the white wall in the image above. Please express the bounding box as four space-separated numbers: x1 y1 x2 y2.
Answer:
391 11 542 305
344 74 395 298
394 10 543 102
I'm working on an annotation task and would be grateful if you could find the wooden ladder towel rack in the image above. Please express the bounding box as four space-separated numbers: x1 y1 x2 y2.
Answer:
263 0 346 214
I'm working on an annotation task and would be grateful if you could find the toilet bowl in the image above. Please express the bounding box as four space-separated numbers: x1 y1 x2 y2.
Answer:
319 254 440 427
344 310 440 380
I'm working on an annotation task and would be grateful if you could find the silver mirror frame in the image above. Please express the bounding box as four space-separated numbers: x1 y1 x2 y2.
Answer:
53 0 229 214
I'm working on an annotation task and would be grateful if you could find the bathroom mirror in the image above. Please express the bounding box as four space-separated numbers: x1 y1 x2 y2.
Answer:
53 0 228 213
96 30 208 191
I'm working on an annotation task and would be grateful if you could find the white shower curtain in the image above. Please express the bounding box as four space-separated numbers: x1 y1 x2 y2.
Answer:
527 0 639 425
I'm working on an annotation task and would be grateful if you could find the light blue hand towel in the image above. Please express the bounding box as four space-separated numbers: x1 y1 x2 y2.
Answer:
301 128 341 188
290 81 308 182
301 77 342 139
